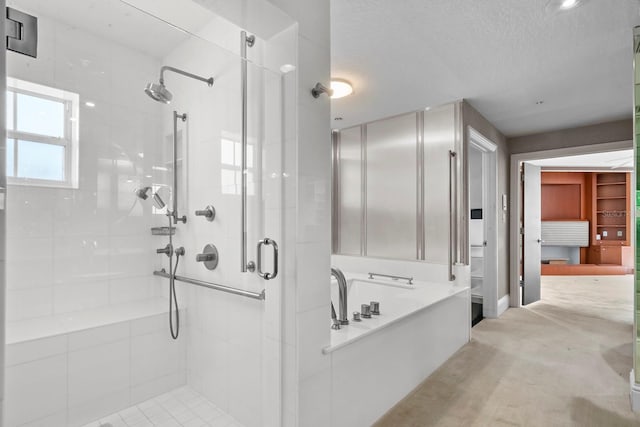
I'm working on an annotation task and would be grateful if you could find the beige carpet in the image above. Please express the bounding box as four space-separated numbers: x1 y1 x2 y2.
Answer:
374 275 640 427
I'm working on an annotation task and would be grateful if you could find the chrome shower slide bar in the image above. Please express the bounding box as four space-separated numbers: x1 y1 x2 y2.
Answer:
367 272 413 285
241 30 255 273
153 270 265 300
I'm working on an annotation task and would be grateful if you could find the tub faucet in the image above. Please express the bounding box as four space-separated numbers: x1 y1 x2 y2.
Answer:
331 267 349 325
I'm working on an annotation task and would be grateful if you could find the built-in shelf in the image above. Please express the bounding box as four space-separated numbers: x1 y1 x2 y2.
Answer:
596 182 626 186
597 196 626 200
596 224 626 228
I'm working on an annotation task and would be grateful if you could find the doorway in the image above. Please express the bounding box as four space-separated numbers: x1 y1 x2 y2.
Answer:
468 128 499 321
510 140 634 307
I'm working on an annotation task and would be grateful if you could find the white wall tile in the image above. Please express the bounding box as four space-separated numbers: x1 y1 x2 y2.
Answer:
109 276 156 305
298 368 331 427
5 335 67 366
6 287 54 321
68 339 130 406
6 236 54 289
297 307 331 381
5 354 67 426
53 280 110 314
131 331 186 386
68 322 130 352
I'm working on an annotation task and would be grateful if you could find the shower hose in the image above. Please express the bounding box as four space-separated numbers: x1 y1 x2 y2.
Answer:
170 252 180 340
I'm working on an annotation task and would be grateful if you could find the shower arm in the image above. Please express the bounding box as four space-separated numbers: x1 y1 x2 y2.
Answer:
159 66 214 87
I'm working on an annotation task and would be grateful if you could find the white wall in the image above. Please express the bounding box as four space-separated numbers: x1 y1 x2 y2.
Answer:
5 10 164 322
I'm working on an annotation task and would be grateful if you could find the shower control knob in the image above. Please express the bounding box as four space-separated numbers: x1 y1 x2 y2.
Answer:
353 311 362 322
196 244 219 271
156 244 173 257
195 205 216 221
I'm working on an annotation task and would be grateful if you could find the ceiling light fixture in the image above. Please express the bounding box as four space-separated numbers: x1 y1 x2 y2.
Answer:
545 0 585 14
330 79 354 99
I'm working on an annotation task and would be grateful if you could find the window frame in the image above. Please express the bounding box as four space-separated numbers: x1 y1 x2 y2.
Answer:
6 78 79 189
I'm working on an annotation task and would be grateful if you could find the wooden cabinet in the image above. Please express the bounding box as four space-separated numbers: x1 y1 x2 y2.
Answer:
588 245 634 267
591 172 631 247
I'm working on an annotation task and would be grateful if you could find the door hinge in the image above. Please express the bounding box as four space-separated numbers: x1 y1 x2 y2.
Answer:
6 7 37 58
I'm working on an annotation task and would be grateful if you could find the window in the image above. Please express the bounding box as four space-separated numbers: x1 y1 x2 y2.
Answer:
6 78 79 188
220 138 254 195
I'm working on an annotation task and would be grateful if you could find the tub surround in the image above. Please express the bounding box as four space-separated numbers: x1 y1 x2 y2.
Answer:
326 274 469 353
328 285 469 426
325 259 471 425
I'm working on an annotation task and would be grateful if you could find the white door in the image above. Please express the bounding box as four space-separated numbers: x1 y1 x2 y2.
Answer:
522 162 542 305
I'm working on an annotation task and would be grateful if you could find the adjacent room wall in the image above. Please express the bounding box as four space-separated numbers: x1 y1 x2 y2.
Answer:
508 119 632 154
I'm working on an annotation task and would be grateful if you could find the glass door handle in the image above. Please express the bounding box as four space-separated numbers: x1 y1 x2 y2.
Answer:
257 238 278 280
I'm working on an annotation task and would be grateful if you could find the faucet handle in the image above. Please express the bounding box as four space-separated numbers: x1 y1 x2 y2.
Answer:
352 311 362 322
361 304 371 318
370 301 380 315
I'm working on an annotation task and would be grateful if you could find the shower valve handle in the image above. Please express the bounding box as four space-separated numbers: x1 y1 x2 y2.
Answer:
195 205 216 221
196 244 219 271
156 244 173 257
196 253 216 262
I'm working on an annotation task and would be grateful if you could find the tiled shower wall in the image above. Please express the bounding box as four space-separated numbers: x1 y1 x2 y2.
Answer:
6 10 164 321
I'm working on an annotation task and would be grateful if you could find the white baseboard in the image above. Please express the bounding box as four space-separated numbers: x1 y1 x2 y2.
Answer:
630 371 640 412
497 294 509 317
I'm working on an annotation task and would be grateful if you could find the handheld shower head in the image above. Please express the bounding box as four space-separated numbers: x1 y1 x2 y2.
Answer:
135 187 166 209
135 187 151 200
151 192 166 209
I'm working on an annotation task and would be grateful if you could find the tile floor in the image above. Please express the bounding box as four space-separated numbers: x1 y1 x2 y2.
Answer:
82 386 243 427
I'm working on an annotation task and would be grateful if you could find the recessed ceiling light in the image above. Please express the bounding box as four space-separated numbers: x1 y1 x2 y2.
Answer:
330 79 354 99
85 101 96 108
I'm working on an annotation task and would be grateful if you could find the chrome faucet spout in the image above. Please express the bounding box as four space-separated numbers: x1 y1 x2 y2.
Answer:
331 267 349 325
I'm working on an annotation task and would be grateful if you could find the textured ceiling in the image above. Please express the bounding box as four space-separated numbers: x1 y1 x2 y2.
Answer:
331 0 640 137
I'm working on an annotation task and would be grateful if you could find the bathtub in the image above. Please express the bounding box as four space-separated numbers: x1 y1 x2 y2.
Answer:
326 273 470 426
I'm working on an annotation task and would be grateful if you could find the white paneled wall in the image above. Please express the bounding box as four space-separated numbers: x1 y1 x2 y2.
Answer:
5 10 164 322
5 312 186 427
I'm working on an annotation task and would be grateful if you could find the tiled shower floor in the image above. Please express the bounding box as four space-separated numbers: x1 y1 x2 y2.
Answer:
82 386 244 427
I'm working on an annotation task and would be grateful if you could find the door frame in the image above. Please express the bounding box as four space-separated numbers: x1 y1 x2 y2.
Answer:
468 127 499 318
509 139 633 308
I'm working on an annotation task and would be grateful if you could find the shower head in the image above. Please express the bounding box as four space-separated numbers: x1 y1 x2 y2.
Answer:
144 65 213 104
135 186 166 209
144 82 173 104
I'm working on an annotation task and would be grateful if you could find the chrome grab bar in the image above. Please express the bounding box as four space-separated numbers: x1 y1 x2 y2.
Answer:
257 238 278 280
448 150 457 281
153 270 265 300
367 272 413 285
240 30 255 273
